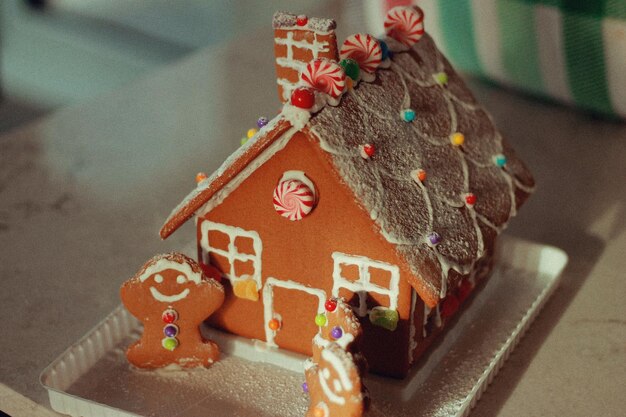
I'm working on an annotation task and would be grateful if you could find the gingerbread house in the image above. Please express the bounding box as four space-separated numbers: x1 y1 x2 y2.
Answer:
160 10 534 378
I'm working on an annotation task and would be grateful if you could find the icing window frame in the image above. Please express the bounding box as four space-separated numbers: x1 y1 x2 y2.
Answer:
331 252 400 317
199 220 262 290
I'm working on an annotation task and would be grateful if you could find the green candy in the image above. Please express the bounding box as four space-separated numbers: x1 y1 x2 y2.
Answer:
315 313 327 327
340 58 360 81
162 337 179 351
369 307 399 331
435 71 448 86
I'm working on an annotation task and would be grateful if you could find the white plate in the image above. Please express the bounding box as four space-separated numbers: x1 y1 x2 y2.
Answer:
40 236 567 417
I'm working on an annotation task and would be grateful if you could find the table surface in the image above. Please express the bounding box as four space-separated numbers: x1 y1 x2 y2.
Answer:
1 9 625 417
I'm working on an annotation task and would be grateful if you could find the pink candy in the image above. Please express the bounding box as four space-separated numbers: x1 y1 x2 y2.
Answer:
300 59 347 99
339 33 383 74
384 6 425 47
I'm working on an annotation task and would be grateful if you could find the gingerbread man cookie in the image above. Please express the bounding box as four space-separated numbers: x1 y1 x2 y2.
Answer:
312 297 365 368
120 252 224 369
305 343 365 417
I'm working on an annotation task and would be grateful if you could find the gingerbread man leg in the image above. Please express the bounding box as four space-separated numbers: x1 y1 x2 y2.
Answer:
120 252 225 369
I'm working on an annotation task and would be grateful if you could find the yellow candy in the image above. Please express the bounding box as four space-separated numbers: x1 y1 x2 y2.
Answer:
450 132 465 146
247 128 258 139
233 278 259 301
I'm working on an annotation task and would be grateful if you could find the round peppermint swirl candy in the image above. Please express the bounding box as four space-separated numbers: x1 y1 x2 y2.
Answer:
339 33 382 74
273 179 315 221
300 59 347 99
384 6 425 47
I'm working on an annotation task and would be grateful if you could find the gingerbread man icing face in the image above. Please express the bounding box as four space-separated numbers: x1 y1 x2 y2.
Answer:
121 252 224 369
306 343 364 417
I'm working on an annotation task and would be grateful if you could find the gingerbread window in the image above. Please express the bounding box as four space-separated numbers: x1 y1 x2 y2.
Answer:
331 252 400 317
199 221 262 290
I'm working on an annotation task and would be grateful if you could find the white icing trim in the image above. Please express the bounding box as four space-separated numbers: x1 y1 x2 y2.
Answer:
199 221 262 289
139 259 201 284
275 30 332 101
262 277 326 347
197 125 301 217
331 252 400 317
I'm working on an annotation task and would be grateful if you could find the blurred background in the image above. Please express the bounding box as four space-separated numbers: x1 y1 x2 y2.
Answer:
2 0 623 133
1 0 341 132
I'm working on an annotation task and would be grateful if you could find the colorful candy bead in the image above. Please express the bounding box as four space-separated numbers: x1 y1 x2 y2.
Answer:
325 298 338 312
273 179 315 221
465 193 477 207
163 324 179 338
195 172 207 183
290 87 316 109
379 39 390 61
312 407 325 417
413 169 427 182
331 326 343 339
296 15 308 26
162 309 178 323
301 59 346 99
384 6 425 47
315 313 327 327
268 318 281 331
401 108 416 122
339 58 360 81
161 337 178 351
340 33 383 74
493 153 507 167
450 132 465 146
302 382 309 393
247 128 258 139
428 232 441 245
369 307 399 331
257 116 269 129
434 72 448 86
360 143 375 159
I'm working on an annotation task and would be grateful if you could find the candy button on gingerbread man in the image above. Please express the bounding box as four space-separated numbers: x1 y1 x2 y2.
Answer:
120 252 224 369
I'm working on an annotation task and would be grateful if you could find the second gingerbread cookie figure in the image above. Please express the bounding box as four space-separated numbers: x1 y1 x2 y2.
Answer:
121 252 225 369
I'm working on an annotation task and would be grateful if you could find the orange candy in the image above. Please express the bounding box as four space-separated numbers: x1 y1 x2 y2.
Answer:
195 172 208 183
268 318 281 331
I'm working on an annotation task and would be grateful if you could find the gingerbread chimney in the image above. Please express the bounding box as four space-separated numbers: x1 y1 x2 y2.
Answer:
273 11 339 103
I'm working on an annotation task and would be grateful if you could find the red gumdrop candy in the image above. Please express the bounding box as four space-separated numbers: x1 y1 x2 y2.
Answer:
296 15 308 26
457 279 473 303
325 298 338 312
291 87 315 109
440 294 459 319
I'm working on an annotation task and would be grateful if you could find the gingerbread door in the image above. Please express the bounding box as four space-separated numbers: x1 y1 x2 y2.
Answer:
262 277 326 354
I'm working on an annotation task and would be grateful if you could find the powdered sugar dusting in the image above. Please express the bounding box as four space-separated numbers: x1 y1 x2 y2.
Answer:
309 34 534 301
273 11 336 32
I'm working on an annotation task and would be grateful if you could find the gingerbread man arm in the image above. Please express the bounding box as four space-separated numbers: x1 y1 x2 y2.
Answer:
182 278 225 324
120 278 159 320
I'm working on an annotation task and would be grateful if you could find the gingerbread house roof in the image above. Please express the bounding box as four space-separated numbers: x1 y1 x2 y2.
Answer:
160 14 534 307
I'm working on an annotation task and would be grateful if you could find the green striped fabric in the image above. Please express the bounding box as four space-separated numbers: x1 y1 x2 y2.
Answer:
422 0 626 118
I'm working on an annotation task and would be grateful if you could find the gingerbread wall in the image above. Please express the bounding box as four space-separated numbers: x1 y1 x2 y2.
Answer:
197 131 419 377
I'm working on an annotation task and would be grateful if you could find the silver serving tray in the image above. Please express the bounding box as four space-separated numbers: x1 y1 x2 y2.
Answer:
41 236 567 417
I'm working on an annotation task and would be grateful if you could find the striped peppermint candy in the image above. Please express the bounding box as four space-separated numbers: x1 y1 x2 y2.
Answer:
300 59 346 99
339 33 383 74
384 6 425 47
273 179 315 221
